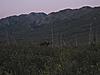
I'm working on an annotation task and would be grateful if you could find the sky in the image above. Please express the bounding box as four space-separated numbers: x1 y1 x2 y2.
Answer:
0 0 100 18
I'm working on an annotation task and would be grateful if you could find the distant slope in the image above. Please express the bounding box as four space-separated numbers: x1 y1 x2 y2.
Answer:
0 6 100 46
34 6 100 46
0 12 47 45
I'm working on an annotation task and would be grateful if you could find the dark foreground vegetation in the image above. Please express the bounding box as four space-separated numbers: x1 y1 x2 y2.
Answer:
0 44 100 75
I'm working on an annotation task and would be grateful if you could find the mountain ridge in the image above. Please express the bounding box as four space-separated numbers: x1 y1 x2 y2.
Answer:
0 6 100 47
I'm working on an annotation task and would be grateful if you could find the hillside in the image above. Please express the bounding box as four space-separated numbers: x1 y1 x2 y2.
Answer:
0 6 100 47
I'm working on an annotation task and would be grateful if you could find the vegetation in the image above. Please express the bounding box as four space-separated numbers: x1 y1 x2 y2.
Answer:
0 44 100 75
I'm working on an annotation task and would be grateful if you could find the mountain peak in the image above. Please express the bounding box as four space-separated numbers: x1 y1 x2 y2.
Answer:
29 12 47 16
80 6 93 10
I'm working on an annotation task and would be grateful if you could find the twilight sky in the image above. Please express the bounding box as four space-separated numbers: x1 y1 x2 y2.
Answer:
0 0 100 18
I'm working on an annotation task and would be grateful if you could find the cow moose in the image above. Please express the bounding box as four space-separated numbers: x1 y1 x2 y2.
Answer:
39 41 50 47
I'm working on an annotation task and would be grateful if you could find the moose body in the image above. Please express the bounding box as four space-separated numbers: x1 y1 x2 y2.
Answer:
39 41 50 47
